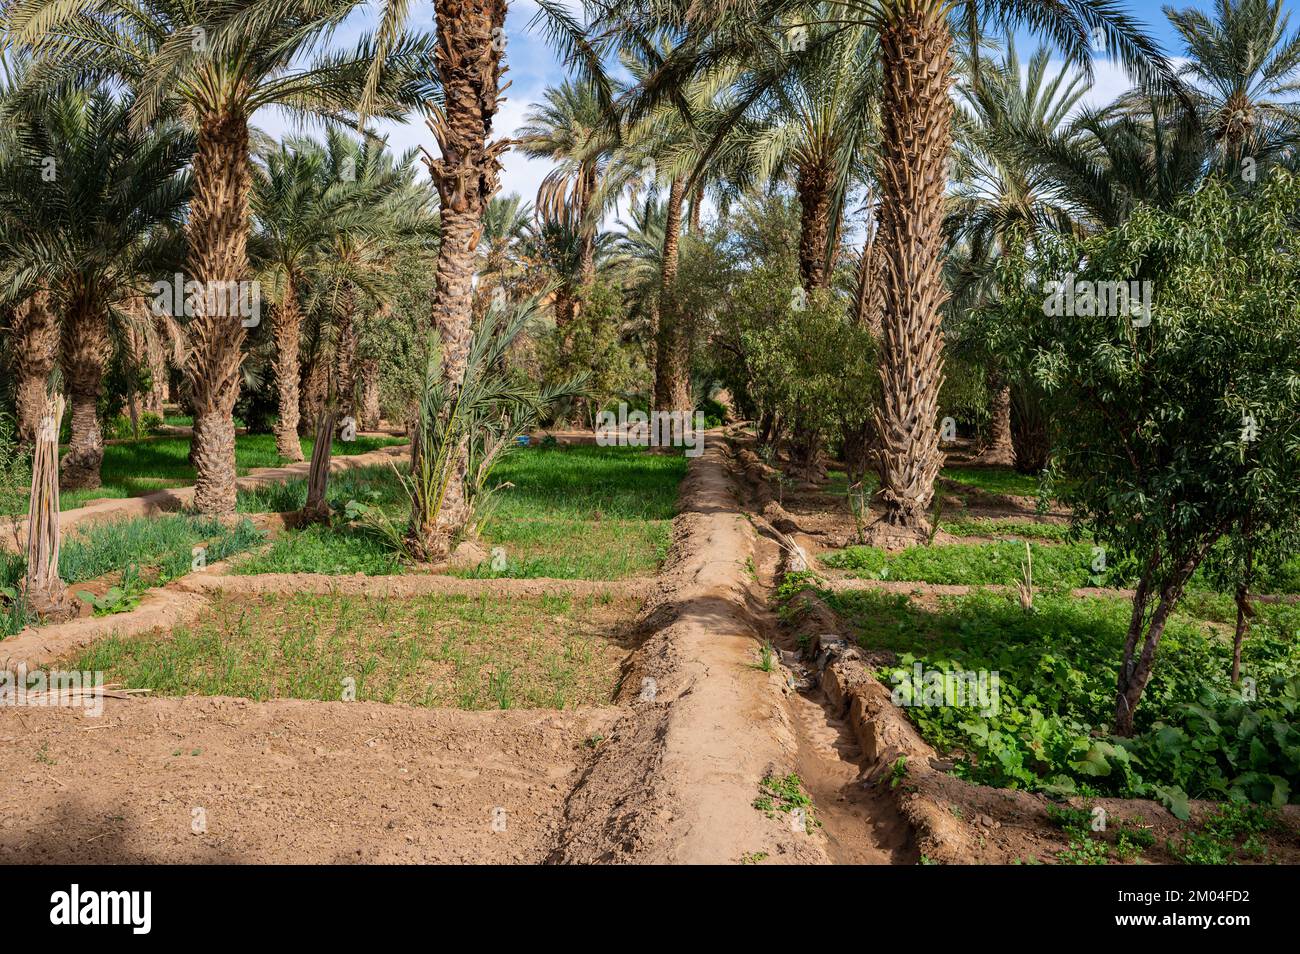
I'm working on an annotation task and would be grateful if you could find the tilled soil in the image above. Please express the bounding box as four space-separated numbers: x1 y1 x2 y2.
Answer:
0 697 618 864
3 432 905 865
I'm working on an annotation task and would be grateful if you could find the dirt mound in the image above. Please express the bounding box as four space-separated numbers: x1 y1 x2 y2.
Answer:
549 440 830 864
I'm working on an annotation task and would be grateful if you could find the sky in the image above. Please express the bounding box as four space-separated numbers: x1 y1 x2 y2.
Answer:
256 1 1295 212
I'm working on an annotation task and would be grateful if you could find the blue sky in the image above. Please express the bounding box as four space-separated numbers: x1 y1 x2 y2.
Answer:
257 1 1297 209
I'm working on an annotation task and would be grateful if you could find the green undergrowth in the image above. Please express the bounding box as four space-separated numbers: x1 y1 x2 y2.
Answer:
780 579 1300 816
821 540 1300 595
67 590 637 710
234 445 684 580
51 433 404 511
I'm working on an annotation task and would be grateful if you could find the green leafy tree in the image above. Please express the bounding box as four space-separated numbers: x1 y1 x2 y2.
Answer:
982 173 1300 736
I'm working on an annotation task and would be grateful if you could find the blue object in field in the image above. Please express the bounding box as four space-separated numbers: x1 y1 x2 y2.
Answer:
516 435 530 446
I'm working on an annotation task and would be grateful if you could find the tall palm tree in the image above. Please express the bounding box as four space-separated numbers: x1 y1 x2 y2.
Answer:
615 37 745 413
1165 0 1300 176
946 37 1091 467
718 18 879 292
316 130 433 426
0 88 191 489
8 0 437 512
407 0 511 560
744 1 1165 537
251 140 337 461
518 79 618 316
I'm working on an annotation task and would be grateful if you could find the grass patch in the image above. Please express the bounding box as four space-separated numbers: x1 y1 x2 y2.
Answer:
233 445 685 580
66 590 637 710
804 584 1300 811
52 433 405 511
235 463 406 514
942 466 1045 498
822 540 1123 588
937 517 1078 543
235 524 402 576
59 514 264 584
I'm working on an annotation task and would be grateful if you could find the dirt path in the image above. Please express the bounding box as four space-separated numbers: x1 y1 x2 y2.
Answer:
741 453 916 864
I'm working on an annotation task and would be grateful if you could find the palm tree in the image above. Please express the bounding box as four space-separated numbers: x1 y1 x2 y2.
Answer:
616 38 745 413
8 0 437 512
403 0 512 560
1165 0 1300 177
0 88 191 489
251 140 335 461
315 130 433 428
6 290 58 446
946 38 1091 468
719 19 879 292
518 79 618 317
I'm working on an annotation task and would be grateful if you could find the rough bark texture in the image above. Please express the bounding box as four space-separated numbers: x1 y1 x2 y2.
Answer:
300 351 327 438
576 162 597 290
653 178 690 414
144 320 167 417
796 158 835 292
976 381 1015 466
411 0 509 559
59 297 109 491
843 234 886 483
871 14 952 541
359 358 382 430
24 395 76 622
274 274 304 461
185 109 251 515
300 411 336 525
335 285 358 427
11 290 58 444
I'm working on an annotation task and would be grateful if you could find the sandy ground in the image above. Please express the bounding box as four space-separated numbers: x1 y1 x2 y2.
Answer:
0 698 617 863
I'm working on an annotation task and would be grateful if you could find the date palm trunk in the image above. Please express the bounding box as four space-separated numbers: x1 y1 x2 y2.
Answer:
871 12 953 542
335 285 358 427
59 295 109 490
844 238 885 482
976 379 1015 466
653 178 690 413
185 109 252 515
24 394 75 622
144 322 167 417
409 0 509 560
274 273 305 461
12 290 58 445
796 158 835 292
300 350 327 437
359 358 382 430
